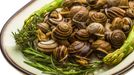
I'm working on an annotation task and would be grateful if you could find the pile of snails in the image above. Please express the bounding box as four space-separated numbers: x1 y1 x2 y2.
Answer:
35 0 134 66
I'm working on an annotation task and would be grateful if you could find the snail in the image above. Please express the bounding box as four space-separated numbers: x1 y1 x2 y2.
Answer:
74 29 90 41
37 23 50 33
63 0 88 8
45 10 64 29
36 29 49 42
68 41 92 57
129 1 134 8
53 45 68 62
105 7 126 19
70 6 89 29
107 0 129 8
111 17 133 34
86 23 105 37
86 0 107 8
126 8 134 18
92 40 111 59
111 17 124 30
37 40 58 52
105 29 126 49
51 22 73 40
89 11 107 23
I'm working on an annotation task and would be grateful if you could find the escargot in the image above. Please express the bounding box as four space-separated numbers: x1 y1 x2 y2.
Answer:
51 22 73 40
105 7 126 19
126 8 134 18
53 45 68 62
92 40 111 59
86 23 105 37
70 5 89 29
37 23 50 34
74 29 90 41
105 29 126 49
107 0 129 8
89 11 107 23
69 41 92 57
37 40 58 52
86 0 107 8
45 10 64 29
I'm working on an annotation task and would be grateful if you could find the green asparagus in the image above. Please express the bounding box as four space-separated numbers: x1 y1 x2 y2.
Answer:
103 26 134 65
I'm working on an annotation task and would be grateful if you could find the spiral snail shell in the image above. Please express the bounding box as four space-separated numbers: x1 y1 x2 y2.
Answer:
37 40 58 52
105 30 126 49
126 8 134 18
92 40 111 59
68 41 91 56
37 23 50 34
86 23 105 37
129 1 134 8
53 45 68 62
89 11 107 23
71 6 89 29
74 29 90 41
46 10 63 29
111 17 124 30
36 29 49 42
105 7 126 19
87 0 107 8
51 22 73 40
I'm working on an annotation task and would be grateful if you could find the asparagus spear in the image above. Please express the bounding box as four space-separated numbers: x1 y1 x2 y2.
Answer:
103 26 134 65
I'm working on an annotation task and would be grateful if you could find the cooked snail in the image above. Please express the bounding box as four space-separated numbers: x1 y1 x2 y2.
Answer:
107 0 129 8
89 11 107 23
37 23 50 33
92 40 111 59
111 17 124 30
105 7 126 19
36 29 49 42
37 40 58 52
86 23 105 37
126 8 134 18
74 29 90 41
45 10 63 29
53 45 68 62
105 30 126 49
68 41 92 57
87 0 107 8
71 6 89 29
51 22 72 40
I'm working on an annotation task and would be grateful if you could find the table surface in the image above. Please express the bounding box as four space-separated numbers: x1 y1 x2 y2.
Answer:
0 0 134 75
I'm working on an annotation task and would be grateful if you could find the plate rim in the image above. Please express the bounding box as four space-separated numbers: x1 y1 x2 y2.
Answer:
0 0 134 75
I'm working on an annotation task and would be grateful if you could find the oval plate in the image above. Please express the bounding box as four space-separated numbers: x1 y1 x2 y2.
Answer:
0 0 134 75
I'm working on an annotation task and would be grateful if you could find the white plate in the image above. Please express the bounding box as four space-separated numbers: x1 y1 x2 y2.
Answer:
1 0 134 75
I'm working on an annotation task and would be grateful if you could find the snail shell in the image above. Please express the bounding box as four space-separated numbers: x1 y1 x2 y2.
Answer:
111 17 124 30
87 0 107 8
53 45 68 62
37 23 50 33
46 10 63 29
37 40 58 52
74 29 90 41
105 29 126 49
92 40 111 59
71 6 89 29
51 22 72 40
69 41 91 55
129 1 134 8
86 23 105 37
89 11 107 23
126 8 134 18
107 0 129 8
122 17 133 34
105 7 126 19
36 29 49 42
